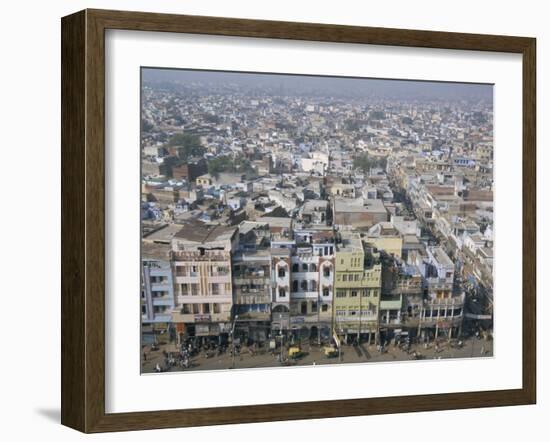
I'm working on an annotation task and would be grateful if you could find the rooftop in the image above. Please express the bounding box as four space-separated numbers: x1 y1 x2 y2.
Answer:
143 223 184 243
142 241 171 261
174 222 237 244
334 198 386 214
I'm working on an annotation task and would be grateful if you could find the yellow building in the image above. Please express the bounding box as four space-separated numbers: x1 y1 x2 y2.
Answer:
333 231 382 343
366 222 403 258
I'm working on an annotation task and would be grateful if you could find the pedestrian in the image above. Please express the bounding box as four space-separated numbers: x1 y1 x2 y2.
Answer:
143 351 147 361
480 345 485 356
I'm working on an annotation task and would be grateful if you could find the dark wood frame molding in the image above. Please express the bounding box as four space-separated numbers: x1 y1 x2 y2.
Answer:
61 9 536 433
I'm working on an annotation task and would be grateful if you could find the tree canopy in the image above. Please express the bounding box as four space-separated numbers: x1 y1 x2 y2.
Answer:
208 155 255 178
353 152 387 174
167 133 206 161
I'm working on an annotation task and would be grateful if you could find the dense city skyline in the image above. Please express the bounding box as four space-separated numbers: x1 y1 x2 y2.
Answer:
140 68 494 373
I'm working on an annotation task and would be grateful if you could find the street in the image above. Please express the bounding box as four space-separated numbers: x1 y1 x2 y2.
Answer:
141 336 493 373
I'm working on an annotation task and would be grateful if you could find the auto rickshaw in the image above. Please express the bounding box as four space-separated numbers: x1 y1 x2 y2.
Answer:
288 346 303 360
323 346 338 358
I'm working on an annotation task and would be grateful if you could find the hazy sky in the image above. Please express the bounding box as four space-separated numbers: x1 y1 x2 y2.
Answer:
142 67 493 101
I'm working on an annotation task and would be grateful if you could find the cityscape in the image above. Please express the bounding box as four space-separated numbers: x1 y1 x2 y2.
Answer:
140 68 494 373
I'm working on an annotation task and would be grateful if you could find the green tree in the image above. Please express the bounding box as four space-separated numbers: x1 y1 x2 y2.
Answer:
167 133 206 161
353 153 372 174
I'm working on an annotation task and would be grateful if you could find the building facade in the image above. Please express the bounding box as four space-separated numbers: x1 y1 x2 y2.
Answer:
333 232 382 344
170 224 238 342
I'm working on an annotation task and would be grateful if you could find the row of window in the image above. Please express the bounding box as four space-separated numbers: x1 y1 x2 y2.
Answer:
293 301 330 314
277 266 331 278
181 303 224 315
175 265 230 277
179 283 231 296
278 287 331 298
142 305 169 315
335 289 379 298
335 272 379 282
335 307 378 316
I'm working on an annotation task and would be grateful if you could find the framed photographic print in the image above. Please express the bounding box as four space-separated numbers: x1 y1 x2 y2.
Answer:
61 9 536 433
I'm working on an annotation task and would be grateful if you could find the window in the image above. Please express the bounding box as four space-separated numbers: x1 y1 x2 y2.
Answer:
321 304 328 312
211 283 220 295
311 301 318 313
301 280 308 291
292 280 298 292
373 289 379 297
336 290 346 298
342 274 348 281
310 280 317 291
292 263 299 272
181 284 189 296
351 290 358 297
354 274 360 281
278 266 286 278
301 302 307 314
191 284 199 296
302 263 308 272
279 288 286 297
192 304 200 314
141 305 146 315
202 303 210 314
213 303 220 314
182 304 191 314
310 263 317 272
323 288 329 297
323 267 331 277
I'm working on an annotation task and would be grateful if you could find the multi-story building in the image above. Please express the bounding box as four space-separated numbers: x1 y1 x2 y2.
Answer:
288 227 335 343
141 242 176 332
413 247 465 341
170 223 238 342
232 250 272 343
270 246 291 335
379 253 424 342
333 232 382 344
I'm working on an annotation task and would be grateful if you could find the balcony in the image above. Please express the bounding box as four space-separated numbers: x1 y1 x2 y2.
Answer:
175 275 199 284
172 311 231 323
291 291 320 299
235 311 271 321
233 277 270 286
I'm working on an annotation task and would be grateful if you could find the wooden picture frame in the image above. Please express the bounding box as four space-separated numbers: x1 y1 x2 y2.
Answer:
61 8 536 433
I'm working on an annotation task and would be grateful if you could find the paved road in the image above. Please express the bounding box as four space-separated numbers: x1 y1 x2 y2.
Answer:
141 336 493 373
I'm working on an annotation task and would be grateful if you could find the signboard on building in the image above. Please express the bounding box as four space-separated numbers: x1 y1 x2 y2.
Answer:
194 314 211 322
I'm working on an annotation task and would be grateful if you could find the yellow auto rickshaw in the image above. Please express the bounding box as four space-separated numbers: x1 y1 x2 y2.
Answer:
288 346 302 359
323 346 338 358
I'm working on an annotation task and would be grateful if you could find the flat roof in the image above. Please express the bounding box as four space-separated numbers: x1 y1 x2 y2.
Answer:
334 198 386 214
174 223 237 244
143 223 183 243
142 241 171 261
